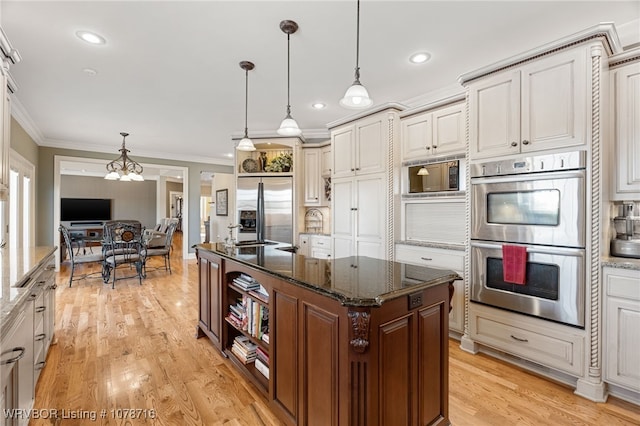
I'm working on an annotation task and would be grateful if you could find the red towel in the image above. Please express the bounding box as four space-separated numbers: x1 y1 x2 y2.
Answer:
502 244 527 285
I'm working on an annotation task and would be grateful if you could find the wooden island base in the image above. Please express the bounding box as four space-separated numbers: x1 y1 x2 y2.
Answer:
196 244 456 426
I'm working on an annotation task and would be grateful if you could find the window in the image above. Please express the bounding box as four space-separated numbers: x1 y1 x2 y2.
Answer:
9 150 35 249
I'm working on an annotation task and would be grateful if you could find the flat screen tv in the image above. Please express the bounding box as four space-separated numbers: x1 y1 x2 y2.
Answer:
61 198 112 222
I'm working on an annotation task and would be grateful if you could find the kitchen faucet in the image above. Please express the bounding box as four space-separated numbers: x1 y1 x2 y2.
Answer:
225 224 243 247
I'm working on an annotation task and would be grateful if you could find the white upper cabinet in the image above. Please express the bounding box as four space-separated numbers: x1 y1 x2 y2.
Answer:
332 112 389 178
320 145 332 177
303 148 322 206
401 102 465 162
468 47 587 159
610 57 640 199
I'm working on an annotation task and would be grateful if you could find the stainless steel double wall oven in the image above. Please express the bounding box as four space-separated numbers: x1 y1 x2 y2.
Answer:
470 151 587 328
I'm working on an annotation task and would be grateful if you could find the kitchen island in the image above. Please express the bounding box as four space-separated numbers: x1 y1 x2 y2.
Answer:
195 242 459 426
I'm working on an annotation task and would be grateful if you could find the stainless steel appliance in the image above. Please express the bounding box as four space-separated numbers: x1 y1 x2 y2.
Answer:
236 176 293 244
470 151 587 327
610 202 640 258
408 160 459 193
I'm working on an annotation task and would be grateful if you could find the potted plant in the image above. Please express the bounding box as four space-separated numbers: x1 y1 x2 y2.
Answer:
265 152 293 172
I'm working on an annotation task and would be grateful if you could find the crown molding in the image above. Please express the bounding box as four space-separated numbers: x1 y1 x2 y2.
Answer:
10 96 45 145
458 22 623 85
326 102 407 129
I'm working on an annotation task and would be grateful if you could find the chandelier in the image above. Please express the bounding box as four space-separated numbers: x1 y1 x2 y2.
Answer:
104 132 144 181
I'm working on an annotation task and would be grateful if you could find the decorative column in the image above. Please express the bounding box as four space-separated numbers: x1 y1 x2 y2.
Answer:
575 43 607 402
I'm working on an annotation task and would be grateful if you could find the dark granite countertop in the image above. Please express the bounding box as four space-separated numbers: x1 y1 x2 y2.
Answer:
196 242 460 307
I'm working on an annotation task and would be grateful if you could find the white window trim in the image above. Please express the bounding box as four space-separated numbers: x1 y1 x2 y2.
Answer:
9 149 36 248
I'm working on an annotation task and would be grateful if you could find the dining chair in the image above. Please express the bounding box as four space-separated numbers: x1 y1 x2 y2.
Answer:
102 220 145 288
142 220 178 275
59 225 104 287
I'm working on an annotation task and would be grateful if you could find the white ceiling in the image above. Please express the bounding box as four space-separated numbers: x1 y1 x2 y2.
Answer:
3 1 639 168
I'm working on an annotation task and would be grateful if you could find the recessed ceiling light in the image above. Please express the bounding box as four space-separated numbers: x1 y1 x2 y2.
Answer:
312 102 326 110
83 68 97 76
76 30 106 45
409 52 431 64
225 153 234 158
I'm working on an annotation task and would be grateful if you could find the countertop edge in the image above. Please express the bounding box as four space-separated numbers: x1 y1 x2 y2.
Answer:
602 256 640 271
1 246 57 339
196 244 459 307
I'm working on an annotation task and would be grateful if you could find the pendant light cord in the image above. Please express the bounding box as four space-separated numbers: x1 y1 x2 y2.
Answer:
244 68 249 138
354 0 361 82
286 32 291 116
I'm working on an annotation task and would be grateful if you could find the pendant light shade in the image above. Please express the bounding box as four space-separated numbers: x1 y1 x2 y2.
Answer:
340 0 373 109
277 20 301 137
237 61 256 151
417 166 430 176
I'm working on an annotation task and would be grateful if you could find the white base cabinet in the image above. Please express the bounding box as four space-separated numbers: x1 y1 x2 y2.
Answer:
603 267 640 399
469 303 585 377
1 301 34 426
395 244 465 334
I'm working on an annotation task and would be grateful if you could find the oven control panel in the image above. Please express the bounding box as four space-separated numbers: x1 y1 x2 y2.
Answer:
470 151 586 178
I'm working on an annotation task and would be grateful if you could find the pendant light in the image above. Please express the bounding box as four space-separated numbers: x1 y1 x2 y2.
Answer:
277 20 302 137
340 0 373 109
236 61 257 151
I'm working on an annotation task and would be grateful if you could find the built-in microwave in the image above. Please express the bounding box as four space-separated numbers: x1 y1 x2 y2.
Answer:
408 160 459 193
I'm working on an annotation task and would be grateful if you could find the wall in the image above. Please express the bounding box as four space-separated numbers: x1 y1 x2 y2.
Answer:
36 144 232 252
210 172 234 242
60 175 156 229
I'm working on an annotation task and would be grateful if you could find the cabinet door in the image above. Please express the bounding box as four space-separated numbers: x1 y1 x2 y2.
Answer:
468 70 521 159
303 149 321 206
331 178 354 259
605 297 640 392
401 112 432 161
198 254 221 349
604 268 640 392
208 259 221 347
520 48 586 153
331 126 355 178
355 115 387 175
354 175 386 260
321 145 332 177
613 62 640 197
432 102 465 156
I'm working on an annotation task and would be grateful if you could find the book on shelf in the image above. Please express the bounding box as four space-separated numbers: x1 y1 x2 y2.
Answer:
255 358 270 380
231 335 257 364
233 274 260 291
256 346 269 365
261 333 269 345
249 285 269 303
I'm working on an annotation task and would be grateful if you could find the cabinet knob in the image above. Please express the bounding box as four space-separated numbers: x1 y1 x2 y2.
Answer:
425 146 431 150
432 145 437 149
522 140 530 145
355 168 360 171
351 168 355 172
511 141 518 147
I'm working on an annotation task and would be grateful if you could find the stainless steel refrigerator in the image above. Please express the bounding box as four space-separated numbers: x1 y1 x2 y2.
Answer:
236 176 293 244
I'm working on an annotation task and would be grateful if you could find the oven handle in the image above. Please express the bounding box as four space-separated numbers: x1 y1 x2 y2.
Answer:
470 169 585 185
470 240 585 257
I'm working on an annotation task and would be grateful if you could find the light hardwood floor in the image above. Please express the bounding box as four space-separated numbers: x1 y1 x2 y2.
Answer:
32 236 640 425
